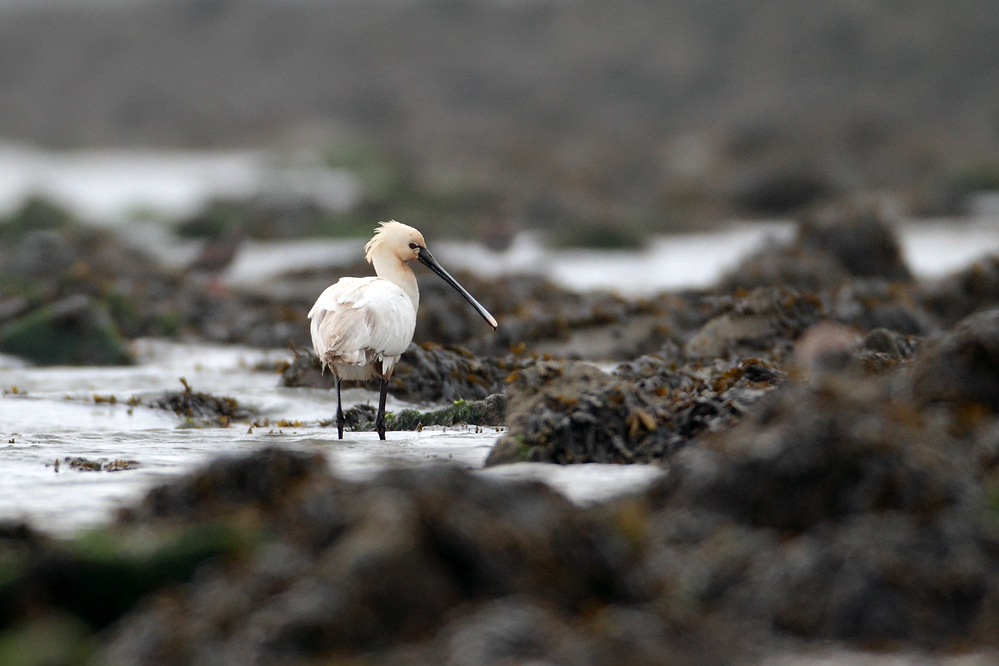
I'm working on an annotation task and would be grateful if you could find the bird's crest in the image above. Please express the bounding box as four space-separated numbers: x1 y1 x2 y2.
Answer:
364 220 411 264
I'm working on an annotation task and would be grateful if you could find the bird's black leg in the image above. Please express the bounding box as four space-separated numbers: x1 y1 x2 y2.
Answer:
336 377 344 439
376 378 388 441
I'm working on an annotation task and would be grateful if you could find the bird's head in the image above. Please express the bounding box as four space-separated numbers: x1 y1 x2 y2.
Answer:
364 220 498 330
365 220 427 264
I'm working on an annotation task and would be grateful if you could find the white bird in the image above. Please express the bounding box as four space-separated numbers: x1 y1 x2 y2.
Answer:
309 221 498 440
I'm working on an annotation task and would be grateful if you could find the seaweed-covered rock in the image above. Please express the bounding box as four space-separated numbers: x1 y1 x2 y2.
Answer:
122 447 328 524
825 278 936 336
854 326 919 374
641 374 997 645
336 395 506 432
797 205 911 282
913 307 999 412
4 230 79 277
100 450 638 664
424 598 598 666
792 322 918 377
0 222 187 362
657 378 975 531
281 342 527 403
0 294 133 365
385 394 506 430
684 286 823 359
918 254 999 329
486 356 785 466
722 204 911 292
734 511 992 642
390 343 512 402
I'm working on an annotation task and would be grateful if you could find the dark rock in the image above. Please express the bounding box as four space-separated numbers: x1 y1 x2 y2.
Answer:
486 356 785 466
655 378 974 531
282 342 529 403
684 286 823 359
0 294 133 365
918 254 999 328
100 451 637 663
122 446 329 524
913 307 999 412
825 278 936 336
641 374 996 645
731 169 834 216
797 205 911 282
432 598 598 666
722 204 912 292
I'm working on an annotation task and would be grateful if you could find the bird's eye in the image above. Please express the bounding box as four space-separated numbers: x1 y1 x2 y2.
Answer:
409 243 420 250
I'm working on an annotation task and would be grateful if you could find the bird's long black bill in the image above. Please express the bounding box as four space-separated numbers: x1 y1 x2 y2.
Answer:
418 247 498 329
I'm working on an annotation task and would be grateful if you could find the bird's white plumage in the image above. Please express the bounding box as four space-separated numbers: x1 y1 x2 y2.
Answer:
309 276 417 381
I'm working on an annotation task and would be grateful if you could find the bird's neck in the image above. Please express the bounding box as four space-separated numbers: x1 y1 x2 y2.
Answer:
372 254 420 312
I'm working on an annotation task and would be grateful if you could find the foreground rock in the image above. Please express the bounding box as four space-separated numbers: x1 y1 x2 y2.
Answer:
642 372 999 645
2 416 998 664
97 448 664 665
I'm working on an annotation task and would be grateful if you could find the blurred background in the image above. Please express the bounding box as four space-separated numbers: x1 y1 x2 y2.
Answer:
0 0 998 249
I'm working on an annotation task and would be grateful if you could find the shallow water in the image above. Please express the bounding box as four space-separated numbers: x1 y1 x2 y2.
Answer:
0 339 664 535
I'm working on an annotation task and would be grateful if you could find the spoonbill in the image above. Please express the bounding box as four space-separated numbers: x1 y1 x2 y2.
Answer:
309 221 498 440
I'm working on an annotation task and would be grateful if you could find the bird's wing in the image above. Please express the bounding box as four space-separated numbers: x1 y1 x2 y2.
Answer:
308 277 416 370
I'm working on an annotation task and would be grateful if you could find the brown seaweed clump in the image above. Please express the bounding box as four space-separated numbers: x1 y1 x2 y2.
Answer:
486 355 786 466
149 378 255 427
